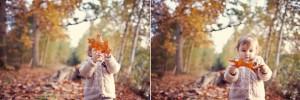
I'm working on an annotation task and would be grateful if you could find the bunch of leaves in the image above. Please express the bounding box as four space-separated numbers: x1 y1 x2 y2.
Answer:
88 38 111 54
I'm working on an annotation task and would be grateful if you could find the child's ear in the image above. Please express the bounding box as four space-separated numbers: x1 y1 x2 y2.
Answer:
255 45 260 54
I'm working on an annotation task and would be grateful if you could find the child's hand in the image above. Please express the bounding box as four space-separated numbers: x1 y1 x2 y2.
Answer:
228 66 238 75
252 56 270 74
104 53 111 58
252 56 265 70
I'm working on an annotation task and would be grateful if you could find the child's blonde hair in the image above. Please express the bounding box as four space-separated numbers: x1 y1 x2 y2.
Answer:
236 34 260 53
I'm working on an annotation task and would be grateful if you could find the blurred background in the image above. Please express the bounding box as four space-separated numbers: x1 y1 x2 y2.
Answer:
151 0 299 99
0 0 150 99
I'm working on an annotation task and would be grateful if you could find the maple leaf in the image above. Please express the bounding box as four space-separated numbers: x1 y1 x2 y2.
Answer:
229 59 255 71
88 38 111 54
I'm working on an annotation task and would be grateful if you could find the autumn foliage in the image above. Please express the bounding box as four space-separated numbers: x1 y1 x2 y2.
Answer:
88 38 111 54
229 59 255 71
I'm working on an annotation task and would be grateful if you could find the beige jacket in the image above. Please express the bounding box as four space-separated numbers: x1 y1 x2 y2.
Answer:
224 56 272 100
79 56 120 100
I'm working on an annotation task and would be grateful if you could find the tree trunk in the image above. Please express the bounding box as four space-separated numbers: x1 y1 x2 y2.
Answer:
117 0 139 64
41 36 49 66
32 15 41 67
187 41 194 73
183 45 188 72
175 23 184 75
127 0 144 77
183 41 193 73
264 0 280 63
272 0 288 81
0 0 7 67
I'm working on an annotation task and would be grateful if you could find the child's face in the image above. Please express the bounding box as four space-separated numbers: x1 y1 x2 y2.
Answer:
238 43 257 60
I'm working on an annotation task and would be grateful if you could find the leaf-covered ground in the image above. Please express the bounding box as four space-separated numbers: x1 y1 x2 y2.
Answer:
0 65 143 100
151 71 283 100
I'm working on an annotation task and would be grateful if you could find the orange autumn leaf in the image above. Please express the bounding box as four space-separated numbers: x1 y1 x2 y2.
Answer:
88 38 111 54
229 59 255 71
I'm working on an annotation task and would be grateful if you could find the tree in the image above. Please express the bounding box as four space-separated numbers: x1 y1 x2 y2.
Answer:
5 0 82 67
117 0 140 65
151 0 225 74
0 0 7 68
127 0 146 77
264 0 300 81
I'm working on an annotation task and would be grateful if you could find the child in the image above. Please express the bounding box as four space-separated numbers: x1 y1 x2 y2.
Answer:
224 34 272 100
79 41 120 100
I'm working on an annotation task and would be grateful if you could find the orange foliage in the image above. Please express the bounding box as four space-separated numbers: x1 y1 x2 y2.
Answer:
88 38 111 54
229 59 255 70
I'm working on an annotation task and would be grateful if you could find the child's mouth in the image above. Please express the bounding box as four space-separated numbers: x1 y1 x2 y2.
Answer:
244 57 251 60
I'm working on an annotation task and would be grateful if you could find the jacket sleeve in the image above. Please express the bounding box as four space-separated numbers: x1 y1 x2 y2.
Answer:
224 66 239 83
79 57 97 78
104 55 121 74
256 56 272 81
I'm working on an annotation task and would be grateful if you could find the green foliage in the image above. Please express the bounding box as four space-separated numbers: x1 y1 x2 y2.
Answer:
67 51 81 66
212 56 226 71
131 47 150 93
75 31 90 62
275 53 300 98
39 35 72 66
185 46 215 74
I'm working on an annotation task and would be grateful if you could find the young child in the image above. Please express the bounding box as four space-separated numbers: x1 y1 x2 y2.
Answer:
224 34 272 100
79 41 120 100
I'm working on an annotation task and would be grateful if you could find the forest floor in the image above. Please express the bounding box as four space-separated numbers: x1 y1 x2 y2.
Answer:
0 65 143 100
0 66 285 100
151 71 283 100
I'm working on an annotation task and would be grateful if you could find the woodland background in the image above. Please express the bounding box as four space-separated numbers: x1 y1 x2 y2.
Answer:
0 0 150 99
151 0 299 99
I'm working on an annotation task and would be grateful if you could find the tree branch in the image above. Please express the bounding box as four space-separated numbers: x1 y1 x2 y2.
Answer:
62 15 99 27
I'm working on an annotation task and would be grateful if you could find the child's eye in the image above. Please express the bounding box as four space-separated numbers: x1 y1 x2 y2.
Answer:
242 50 246 52
250 50 253 52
